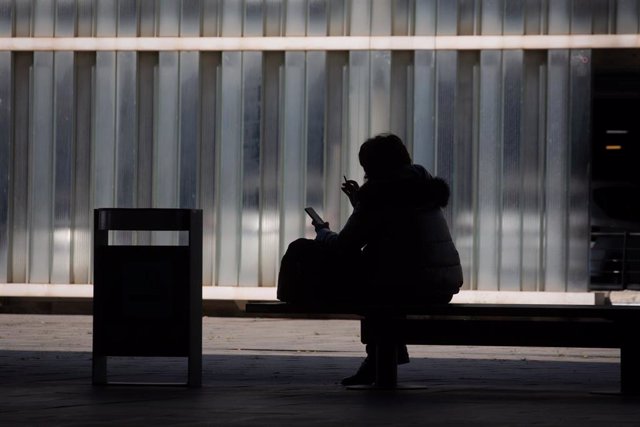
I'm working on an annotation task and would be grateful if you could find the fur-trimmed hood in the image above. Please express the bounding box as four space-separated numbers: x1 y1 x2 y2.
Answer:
357 164 450 210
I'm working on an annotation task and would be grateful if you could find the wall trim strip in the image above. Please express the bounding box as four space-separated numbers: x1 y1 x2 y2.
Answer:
1 35 639 51
0 283 599 304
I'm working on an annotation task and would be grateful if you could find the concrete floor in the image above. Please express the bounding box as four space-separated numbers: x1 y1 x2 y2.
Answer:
1 314 639 426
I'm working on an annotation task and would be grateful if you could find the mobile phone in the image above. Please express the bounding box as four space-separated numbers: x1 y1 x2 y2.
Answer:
304 207 325 224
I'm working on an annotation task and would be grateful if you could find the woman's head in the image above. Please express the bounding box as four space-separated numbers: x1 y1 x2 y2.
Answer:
358 133 411 179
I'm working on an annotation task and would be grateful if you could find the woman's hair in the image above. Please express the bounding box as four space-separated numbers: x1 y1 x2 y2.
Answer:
358 133 412 179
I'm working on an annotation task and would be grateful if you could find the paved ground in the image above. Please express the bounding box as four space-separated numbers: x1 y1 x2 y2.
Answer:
1 314 639 426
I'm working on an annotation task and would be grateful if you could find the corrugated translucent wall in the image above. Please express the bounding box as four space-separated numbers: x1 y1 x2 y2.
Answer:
0 0 637 292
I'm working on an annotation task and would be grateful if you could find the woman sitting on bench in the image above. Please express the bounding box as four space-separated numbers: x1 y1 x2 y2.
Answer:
277 133 464 386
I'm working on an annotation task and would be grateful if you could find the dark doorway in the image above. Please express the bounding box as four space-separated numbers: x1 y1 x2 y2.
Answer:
590 50 640 291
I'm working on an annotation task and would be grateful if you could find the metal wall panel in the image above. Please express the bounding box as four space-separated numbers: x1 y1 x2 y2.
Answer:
72 53 94 283
155 51 180 210
346 51 369 223
51 0 77 283
217 52 242 285
51 51 75 283
567 49 591 292
370 51 391 135
324 52 347 231
454 51 478 290
30 52 54 283
10 54 31 284
285 0 306 35
14 0 32 36
0 0 12 283
435 51 457 224
308 0 328 36
239 51 262 286
616 0 640 33
520 51 546 291
412 51 436 172
4 0 632 293
0 50 10 282
178 51 201 210
481 0 504 35
476 50 502 290
350 0 372 36
547 0 571 34
260 52 283 286
239 6 264 285
199 52 220 286
544 50 570 291
415 0 437 35
280 52 307 248
305 52 326 224
500 50 524 291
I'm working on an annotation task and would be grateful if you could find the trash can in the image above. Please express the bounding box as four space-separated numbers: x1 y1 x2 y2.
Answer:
92 208 202 387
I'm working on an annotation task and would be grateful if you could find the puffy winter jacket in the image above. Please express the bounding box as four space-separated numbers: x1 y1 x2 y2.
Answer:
316 164 463 303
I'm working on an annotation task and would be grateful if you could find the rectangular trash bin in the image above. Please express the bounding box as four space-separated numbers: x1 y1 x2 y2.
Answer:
92 208 202 387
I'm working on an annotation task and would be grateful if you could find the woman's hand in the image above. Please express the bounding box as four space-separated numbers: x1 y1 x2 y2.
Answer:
341 178 360 208
312 220 330 232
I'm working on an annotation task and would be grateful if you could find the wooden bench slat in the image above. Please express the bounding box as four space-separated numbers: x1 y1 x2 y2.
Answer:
246 301 640 320
362 318 623 348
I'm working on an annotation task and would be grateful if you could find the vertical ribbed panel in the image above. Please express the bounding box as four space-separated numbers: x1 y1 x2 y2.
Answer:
0 49 10 282
3 0 630 294
544 50 570 291
217 52 242 285
454 52 477 290
30 51 54 283
51 50 74 283
567 50 591 291
260 53 283 286
324 52 347 230
616 0 640 33
0 0 11 283
72 53 93 284
500 50 523 291
29 1 55 282
11 54 31 284
476 50 502 290
281 52 306 247
154 51 179 210
199 52 220 286
51 0 76 283
370 51 392 135
239 51 262 285
346 51 369 221
412 51 436 171
305 52 326 221
434 51 456 223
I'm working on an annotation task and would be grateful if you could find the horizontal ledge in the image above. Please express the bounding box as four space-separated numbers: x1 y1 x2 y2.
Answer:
0 35 639 51
0 283 278 300
0 284 598 305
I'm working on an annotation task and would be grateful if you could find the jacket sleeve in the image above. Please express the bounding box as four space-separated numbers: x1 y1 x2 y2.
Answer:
315 205 370 251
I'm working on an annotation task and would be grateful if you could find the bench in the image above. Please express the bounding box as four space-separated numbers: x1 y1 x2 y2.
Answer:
245 302 640 394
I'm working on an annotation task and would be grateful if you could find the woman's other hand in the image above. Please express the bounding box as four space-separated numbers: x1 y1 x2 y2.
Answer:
341 179 360 207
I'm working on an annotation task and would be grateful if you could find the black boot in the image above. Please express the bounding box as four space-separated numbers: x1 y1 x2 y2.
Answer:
341 345 410 386
340 357 375 386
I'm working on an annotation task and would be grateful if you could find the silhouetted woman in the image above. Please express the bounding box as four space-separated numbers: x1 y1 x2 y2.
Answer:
277 133 463 385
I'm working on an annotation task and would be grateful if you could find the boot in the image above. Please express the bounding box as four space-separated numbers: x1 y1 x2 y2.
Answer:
340 345 410 386
340 357 375 386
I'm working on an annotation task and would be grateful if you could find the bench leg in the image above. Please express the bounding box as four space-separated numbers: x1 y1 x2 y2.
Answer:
92 354 107 385
621 344 640 395
375 343 398 388
188 354 202 388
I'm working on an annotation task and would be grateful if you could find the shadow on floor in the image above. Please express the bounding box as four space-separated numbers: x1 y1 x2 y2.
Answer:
1 350 637 426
